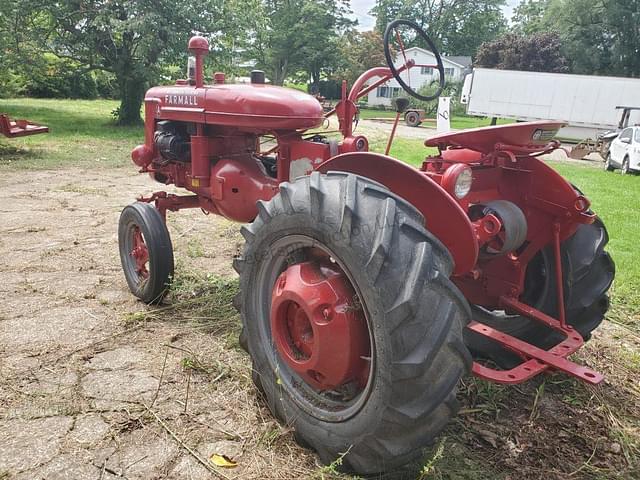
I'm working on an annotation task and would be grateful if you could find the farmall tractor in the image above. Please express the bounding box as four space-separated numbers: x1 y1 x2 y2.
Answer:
119 20 615 474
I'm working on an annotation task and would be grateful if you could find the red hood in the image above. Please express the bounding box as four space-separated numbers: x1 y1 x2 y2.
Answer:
146 83 324 131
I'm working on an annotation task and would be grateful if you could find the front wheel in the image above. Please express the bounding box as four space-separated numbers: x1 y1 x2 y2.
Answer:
119 202 174 304
234 172 471 475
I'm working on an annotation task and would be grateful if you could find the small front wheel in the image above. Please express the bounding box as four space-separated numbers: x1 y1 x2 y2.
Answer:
119 202 174 303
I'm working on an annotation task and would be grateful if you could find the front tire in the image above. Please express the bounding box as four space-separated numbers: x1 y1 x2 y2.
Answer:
119 202 174 304
234 172 471 475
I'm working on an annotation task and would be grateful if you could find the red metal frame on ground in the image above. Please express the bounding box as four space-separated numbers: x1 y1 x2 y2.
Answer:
0 114 49 138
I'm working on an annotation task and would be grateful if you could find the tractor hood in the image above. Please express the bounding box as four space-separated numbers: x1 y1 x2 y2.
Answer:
145 83 324 131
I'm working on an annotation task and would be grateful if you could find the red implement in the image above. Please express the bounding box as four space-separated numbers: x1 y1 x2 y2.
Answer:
0 114 48 138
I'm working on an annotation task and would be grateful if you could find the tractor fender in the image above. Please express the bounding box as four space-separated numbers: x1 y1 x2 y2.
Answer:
316 152 477 275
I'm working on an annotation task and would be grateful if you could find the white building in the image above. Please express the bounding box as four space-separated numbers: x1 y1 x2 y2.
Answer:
366 47 472 107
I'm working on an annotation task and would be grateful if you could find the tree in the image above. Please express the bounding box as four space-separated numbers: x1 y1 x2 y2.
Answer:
511 0 640 78
298 0 354 87
475 32 569 73
6 0 226 124
335 30 387 87
605 0 640 77
371 0 507 56
439 0 507 56
247 0 353 86
512 0 553 35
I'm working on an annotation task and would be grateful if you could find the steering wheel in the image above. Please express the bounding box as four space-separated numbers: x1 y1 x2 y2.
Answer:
383 19 445 102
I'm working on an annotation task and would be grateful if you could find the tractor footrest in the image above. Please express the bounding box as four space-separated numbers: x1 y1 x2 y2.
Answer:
0 115 49 138
469 321 603 385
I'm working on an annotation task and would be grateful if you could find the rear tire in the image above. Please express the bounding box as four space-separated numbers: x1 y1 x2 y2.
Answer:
119 202 174 304
234 172 471 475
466 218 615 368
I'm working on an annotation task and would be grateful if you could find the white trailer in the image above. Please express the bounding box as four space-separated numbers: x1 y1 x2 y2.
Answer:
461 68 640 140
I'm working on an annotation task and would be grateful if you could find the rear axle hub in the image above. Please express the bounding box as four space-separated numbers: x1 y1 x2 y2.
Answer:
270 261 369 392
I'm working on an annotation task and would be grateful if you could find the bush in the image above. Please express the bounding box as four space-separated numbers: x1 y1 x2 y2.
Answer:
24 54 97 99
94 70 119 99
0 70 26 98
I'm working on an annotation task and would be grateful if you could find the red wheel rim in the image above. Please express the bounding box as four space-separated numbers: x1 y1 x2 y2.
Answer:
271 256 370 395
130 226 149 279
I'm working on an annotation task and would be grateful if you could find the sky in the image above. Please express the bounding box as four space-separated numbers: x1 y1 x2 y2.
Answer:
350 0 521 31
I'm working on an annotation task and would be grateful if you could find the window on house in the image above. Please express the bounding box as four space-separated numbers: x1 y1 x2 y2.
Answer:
376 86 401 98
421 67 434 75
444 67 455 77
377 86 388 98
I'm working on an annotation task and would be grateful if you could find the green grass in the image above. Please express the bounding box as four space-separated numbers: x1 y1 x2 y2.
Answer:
358 108 398 120
369 137 438 167
0 98 141 169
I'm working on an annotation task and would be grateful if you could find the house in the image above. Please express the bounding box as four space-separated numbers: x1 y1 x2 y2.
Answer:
366 47 472 107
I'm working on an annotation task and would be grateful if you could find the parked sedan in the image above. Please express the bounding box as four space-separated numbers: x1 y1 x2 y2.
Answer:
604 126 640 174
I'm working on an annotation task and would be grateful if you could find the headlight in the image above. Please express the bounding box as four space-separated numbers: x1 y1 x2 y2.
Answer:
454 167 473 198
442 164 473 199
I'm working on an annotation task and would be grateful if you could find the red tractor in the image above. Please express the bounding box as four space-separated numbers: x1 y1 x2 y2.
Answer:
119 20 614 474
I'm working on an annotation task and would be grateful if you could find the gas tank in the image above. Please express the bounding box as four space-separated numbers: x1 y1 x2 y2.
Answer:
146 83 324 131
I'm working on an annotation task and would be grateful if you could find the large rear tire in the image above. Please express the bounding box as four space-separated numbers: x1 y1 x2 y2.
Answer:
466 218 615 367
234 172 471 475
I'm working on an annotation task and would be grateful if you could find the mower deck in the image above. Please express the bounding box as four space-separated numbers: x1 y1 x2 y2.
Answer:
0 114 49 138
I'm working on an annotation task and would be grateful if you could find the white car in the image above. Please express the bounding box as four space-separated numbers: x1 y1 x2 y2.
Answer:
605 126 640 174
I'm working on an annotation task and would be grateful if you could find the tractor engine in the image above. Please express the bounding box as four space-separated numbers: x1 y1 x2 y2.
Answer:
154 121 192 163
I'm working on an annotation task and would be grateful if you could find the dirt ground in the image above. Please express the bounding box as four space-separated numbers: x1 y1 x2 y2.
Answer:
0 168 321 479
0 165 638 480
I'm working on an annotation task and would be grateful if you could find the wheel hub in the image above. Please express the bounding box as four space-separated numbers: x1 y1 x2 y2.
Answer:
271 261 370 392
130 227 149 278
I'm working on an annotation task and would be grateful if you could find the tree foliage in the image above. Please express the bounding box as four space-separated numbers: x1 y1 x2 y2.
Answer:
371 0 507 56
475 32 569 73
335 30 387 87
511 0 640 77
1 0 231 124
246 0 353 86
